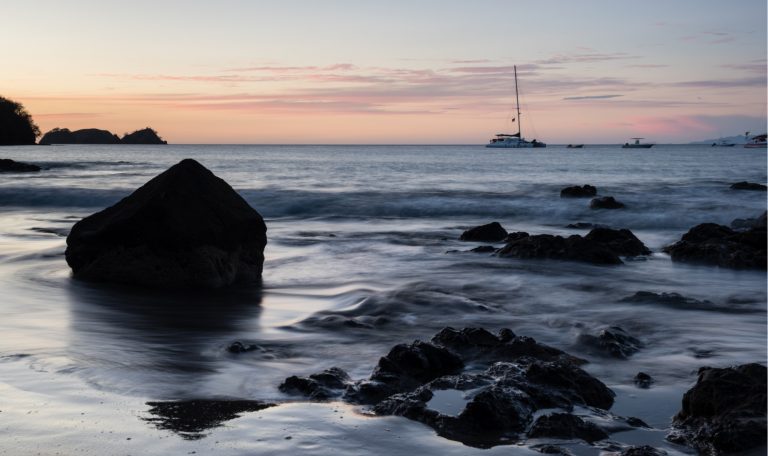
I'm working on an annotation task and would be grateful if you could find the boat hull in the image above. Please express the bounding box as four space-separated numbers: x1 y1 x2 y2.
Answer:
622 144 653 148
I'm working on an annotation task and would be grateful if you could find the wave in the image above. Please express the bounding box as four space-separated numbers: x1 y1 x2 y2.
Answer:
0 185 763 231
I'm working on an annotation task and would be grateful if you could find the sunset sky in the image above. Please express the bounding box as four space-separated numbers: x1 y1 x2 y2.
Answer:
3 0 766 144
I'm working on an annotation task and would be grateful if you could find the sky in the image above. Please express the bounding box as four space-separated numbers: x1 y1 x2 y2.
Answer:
2 0 766 144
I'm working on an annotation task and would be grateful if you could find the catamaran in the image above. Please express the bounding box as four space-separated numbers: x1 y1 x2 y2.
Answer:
486 66 546 148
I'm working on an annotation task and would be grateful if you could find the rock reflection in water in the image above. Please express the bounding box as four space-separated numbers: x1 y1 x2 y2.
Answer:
143 399 275 440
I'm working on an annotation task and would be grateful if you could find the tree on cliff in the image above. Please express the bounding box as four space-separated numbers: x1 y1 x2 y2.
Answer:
0 96 40 145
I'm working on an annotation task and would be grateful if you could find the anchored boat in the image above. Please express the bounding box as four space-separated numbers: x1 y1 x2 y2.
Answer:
622 138 653 149
486 66 546 148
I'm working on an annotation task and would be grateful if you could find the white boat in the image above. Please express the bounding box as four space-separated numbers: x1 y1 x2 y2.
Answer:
486 66 546 148
744 133 767 149
711 139 735 147
622 138 653 149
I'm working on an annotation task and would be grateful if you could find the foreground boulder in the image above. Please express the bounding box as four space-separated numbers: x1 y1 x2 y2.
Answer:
459 222 508 242
662 222 766 269
65 158 267 288
730 181 766 191
281 327 623 448
0 158 40 172
668 363 766 455
496 228 650 265
560 185 597 198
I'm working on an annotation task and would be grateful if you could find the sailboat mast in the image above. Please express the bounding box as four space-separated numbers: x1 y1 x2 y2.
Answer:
514 65 521 138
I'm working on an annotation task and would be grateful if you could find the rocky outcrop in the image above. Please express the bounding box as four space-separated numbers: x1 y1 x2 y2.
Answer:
590 196 625 209
65 158 267 288
122 127 167 144
459 222 508 242
39 127 167 144
662 222 766 269
731 211 767 230
0 158 40 172
668 363 766 455
496 228 650 265
280 327 620 448
39 128 120 145
560 185 597 198
730 181 766 191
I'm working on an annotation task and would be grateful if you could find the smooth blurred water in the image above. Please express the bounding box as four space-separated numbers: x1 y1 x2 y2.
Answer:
0 144 765 455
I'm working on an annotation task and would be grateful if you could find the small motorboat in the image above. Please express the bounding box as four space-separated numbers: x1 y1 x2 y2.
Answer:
566 144 584 148
711 139 735 147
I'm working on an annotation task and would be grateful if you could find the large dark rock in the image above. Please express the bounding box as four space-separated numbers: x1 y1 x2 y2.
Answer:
0 158 40 172
730 181 766 191
122 127 167 144
65 158 267 288
497 234 622 265
669 363 766 455
39 127 121 145
584 228 651 256
560 185 597 198
459 222 508 242
662 222 766 269
590 196 625 209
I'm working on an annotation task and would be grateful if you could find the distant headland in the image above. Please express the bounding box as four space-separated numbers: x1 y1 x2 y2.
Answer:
39 127 167 145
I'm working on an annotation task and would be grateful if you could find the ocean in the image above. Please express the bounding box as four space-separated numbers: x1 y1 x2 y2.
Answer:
0 144 765 455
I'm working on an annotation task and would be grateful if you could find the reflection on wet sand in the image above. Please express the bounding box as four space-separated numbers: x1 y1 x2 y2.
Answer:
143 399 275 440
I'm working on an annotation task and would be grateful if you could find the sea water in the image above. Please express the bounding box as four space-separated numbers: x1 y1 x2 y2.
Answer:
0 144 765 455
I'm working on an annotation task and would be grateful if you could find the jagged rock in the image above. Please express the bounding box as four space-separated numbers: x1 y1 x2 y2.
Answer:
662 222 766 270
122 127 167 144
577 326 643 359
279 367 351 400
65 158 267 288
528 413 608 443
0 158 40 172
590 196 625 209
560 185 597 198
459 222 508 242
730 181 767 191
669 363 766 455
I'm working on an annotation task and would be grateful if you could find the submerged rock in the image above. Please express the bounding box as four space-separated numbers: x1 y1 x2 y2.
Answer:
0 158 41 172
65 158 267 288
560 185 597 198
279 367 351 401
577 326 644 359
492 227 650 265
662 222 766 269
669 363 766 455
528 413 608 443
590 196 625 209
634 372 654 388
459 222 508 242
730 181 767 191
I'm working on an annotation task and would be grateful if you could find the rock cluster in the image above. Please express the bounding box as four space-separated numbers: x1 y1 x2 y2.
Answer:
279 327 637 448
496 228 650 265
560 185 597 198
65 158 267 288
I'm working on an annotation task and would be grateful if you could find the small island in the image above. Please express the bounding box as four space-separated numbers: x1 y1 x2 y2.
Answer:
39 127 167 145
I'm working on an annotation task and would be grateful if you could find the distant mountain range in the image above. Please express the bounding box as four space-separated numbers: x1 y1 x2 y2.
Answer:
689 134 754 145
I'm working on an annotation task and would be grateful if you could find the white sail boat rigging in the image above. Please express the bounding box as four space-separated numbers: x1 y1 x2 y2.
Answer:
486 65 546 148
